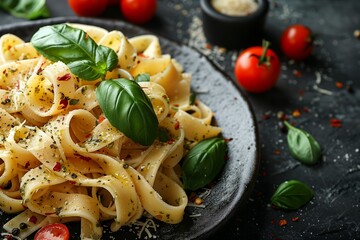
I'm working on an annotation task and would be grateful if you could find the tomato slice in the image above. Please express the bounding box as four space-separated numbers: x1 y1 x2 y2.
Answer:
34 223 70 240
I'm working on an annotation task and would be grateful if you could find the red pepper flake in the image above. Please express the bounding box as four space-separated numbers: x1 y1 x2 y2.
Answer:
303 107 311 113
167 139 175 144
278 219 287 227
292 109 301 118
174 121 180 130
69 180 76 185
262 112 271 120
271 219 276 225
53 162 62 172
57 73 71 81
59 98 68 109
292 217 300 222
224 138 233 143
330 118 342 128
98 115 106 123
85 133 92 138
5 234 13 240
36 62 47 75
155 214 163 220
335 81 344 89
205 43 212 49
28 215 38 224
274 149 281 155
293 69 302 77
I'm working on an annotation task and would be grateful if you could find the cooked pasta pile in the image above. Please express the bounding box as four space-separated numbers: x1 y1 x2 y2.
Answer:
0 23 221 239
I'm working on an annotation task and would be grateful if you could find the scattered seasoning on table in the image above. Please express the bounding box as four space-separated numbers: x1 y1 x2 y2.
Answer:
330 118 342 128
274 149 281 155
292 216 300 222
335 81 344 89
278 219 287 227
292 109 301 118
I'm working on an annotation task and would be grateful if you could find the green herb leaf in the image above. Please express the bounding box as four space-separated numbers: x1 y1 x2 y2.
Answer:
284 121 321 165
182 137 227 191
158 127 171 142
96 78 159 146
134 73 150 83
31 24 118 81
0 0 50 20
271 180 314 210
189 92 196 105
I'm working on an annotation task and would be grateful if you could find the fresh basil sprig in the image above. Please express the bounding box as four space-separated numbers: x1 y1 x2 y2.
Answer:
0 0 50 20
271 180 314 210
31 24 118 81
182 137 227 191
284 121 321 165
96 78 159 146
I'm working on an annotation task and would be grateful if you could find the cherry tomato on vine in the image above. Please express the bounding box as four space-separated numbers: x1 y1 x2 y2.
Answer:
234 41 281 93
281 24 314 60
34 223 70 240
68 0 109 17
120 0 157 24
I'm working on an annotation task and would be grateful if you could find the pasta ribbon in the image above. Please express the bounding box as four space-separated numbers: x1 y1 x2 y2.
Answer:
0 23 222 239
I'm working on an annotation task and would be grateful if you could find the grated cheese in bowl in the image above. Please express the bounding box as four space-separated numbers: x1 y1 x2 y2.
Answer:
211 0 258 16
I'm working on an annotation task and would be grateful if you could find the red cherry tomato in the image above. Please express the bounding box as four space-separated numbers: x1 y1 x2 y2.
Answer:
120 0 157 24
281 24 314 60
34 223 70 240
68 0 109 17
234 41 281 93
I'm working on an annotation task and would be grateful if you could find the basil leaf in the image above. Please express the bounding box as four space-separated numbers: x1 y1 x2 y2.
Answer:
182 137 227 191
31 24 118 81
0 0 50 20
134 73 150 83
284 121 321 165
158 127 171 143
271 180 314 210
96 78 159 146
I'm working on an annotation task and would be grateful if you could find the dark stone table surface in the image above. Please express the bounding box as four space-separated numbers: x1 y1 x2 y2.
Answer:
0 0 359 239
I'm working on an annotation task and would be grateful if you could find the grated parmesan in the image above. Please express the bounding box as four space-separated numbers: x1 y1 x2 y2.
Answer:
211 0 258 16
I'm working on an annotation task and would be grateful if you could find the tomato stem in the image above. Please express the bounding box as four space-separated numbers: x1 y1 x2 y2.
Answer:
257 40 271 66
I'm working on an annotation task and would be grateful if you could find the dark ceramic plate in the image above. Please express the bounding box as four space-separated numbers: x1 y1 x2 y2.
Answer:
0 17 259 239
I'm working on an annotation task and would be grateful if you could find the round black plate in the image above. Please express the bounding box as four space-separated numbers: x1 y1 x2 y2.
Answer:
0 17 259 240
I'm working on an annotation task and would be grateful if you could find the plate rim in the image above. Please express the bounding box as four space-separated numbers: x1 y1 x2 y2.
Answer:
0 16 260 239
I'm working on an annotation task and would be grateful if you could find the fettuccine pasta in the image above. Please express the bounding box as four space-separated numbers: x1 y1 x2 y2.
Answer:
0 23 221 239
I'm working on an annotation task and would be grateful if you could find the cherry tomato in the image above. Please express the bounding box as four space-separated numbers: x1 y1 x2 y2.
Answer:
34 223 70 240
120 0 157 24
68 0 109 17
281 24 314 60
234 41 281 93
